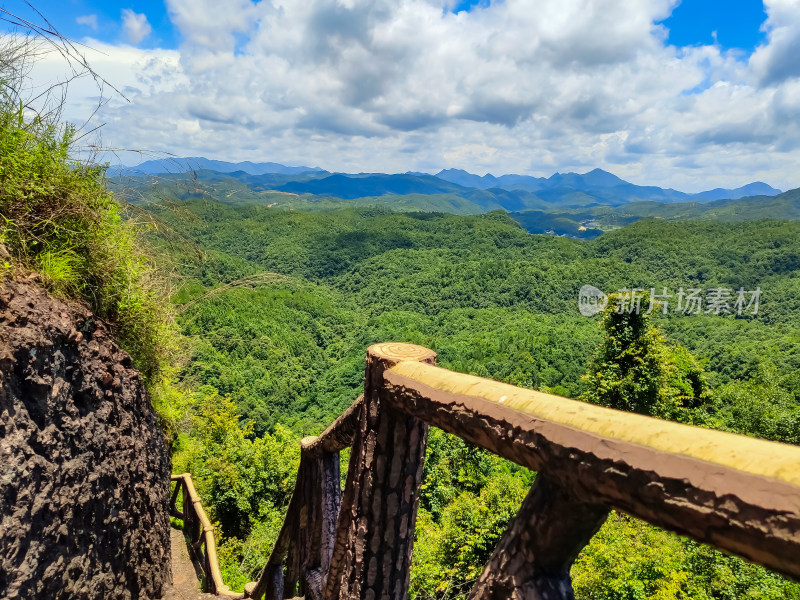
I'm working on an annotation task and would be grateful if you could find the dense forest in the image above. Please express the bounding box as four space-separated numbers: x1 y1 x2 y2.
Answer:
137 196 800 598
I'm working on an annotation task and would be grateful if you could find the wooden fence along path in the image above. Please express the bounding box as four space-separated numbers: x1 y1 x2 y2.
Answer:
172 342 800 600
170 473 245 598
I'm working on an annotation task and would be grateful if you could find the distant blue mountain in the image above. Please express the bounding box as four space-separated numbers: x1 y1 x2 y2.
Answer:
690 182 782 202
274 173 469 199
435 169 548 191
436 168 687 204
547 168 630 189
433 169 505 189
107 157 324 177
436 168 632 192
109 157 783 210
435 168 782 205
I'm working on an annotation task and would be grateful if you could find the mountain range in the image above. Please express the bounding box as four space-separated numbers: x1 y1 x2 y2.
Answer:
110 157 781 210
108 156 324 177
435 168 781 203
510 186 800 239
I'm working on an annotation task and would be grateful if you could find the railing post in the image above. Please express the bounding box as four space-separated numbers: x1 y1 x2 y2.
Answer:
258 564 284 600
205 540 215 594
181 477 199 550
170 478 182 518
467 474 609 600
250 399 363 600
325 343 437 600
297 437 341 600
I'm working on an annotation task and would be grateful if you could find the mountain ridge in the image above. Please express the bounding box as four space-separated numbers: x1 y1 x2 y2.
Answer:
435 168 782 203
109 157 785 210
509 186 800 238
107 156 324 177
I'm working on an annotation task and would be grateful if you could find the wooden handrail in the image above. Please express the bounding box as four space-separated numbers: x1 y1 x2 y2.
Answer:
169 473 254 598
248 343 800 599
301 394 363 457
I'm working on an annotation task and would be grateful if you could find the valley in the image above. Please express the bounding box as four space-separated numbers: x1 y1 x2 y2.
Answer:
112 159 796 239
129 168 800 597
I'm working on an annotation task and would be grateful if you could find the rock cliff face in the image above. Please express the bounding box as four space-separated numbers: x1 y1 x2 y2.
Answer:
0 279 171 599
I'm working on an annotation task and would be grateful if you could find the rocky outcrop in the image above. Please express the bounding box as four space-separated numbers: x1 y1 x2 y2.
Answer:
0 279 171 599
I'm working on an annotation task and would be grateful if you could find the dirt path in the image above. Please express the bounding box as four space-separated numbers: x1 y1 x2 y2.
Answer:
161 527 217 600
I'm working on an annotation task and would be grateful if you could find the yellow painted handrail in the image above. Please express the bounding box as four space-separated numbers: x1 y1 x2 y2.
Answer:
170 473 252 598
389 359 800 487
245 343 800 599
381 354 800 580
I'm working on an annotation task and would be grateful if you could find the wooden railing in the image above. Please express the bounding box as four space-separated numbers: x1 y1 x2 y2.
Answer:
242 342 800 600
170 473 251 598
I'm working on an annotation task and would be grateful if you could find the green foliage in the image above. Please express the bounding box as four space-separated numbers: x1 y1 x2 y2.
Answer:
705 363 800 444
573 513 701 600
419 428 526 520
150 378 194 447
572 512 800 600
179 282 367 432
176 389 300 538
581 293 709 421
0 93 172 380
410 429 534 599
36 247 83 295
217 512 284 591
172 387 300 589
137 197 800 598
412 470 531 599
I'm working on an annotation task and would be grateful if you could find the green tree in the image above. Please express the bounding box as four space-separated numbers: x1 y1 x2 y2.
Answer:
708 363 800 444
581 293 708 421
572 512 800 600
175 388 299 539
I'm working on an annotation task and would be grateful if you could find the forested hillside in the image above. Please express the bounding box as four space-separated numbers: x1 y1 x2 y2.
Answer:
114 165 800 240
137 196 800 598
511 186 800 236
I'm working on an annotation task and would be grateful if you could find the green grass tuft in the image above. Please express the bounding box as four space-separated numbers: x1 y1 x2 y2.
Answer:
0 94 173 382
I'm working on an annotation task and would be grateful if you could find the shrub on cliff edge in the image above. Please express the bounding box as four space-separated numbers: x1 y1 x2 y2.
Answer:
0 38 172 381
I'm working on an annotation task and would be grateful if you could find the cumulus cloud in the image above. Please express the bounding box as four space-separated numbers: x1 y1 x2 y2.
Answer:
29 42 183 135
750 0 800 85
39 0 800 191
76 14 98 30
121 9 152 45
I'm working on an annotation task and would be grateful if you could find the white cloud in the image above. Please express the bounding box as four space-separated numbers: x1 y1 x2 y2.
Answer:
750 0 800 85
35 0 800 191
121 9 152 45
76 14 98 30
27 42 183 139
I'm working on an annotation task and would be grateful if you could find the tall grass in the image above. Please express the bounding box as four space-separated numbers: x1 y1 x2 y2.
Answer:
0 40 172 382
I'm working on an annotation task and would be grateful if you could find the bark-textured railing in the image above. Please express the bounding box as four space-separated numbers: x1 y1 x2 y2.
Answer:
170 473 254 598
250 342 800 600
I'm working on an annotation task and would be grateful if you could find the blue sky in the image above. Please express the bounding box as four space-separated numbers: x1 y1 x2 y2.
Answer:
3 0 770 53
1 0 177 47
661 0 767 51
2 0 799 192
